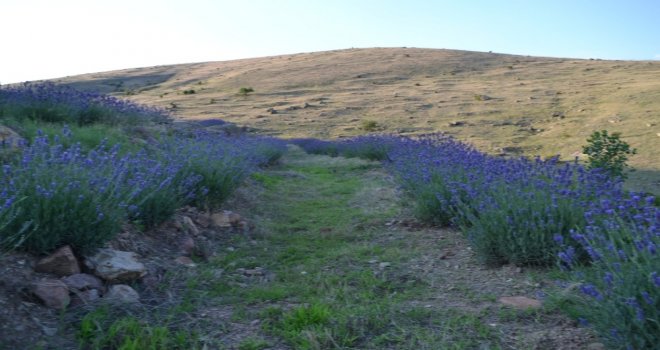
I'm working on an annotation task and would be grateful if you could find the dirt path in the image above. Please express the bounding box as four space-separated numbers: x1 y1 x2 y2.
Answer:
189 146 597 349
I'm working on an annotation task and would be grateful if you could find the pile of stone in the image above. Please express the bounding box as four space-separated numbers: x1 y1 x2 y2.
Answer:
31 246 146 309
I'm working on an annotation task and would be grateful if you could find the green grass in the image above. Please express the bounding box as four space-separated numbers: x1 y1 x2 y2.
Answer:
76 306 201 350
186 146 508 349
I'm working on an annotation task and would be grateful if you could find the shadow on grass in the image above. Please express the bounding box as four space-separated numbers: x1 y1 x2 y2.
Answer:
625 168 660 196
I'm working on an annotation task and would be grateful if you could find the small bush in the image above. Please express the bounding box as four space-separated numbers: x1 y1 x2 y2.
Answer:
238 87 254 96
582 130 636 179
360 120 379 132
182 89 196 95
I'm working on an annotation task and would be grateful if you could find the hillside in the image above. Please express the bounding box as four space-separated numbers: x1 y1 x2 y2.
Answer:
54 48 660 194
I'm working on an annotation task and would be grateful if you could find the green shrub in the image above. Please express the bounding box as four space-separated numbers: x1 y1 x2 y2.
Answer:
238 87 254 96
582 130 636 179
360 120 379 132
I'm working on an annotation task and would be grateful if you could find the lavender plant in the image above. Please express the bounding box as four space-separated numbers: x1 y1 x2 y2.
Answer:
0 82 171 126
557 194 659 349
0 131 131 253
160 132 286 211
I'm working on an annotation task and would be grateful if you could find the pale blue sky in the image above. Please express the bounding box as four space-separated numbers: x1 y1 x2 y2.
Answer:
1 0 659 83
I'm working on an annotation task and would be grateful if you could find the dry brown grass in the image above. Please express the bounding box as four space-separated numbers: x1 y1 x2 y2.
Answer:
55 48 660 193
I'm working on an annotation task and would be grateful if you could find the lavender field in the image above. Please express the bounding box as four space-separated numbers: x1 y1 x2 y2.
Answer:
0 83 657 349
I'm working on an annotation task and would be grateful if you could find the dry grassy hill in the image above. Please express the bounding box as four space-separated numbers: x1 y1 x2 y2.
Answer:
53 47 660 194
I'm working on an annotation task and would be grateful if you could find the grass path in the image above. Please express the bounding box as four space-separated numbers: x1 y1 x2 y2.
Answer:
185 146 595 350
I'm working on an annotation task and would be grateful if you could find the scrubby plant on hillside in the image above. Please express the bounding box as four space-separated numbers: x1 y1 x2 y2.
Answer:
0 82 171 126
238 87 254 96
583 130 636 180
360 120 379 132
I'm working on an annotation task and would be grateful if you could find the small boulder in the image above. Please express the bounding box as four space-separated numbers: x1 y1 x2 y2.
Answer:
85 249 146 283
71 289 101 306
178 235 196 256
181 216 200 236
35 245 80 277
498 296 542 310
104 284 140 304
62 273 104 293
195 214 211 228
32 278 70 309
175 256 197 267
211 211 242 228
0 125 26 148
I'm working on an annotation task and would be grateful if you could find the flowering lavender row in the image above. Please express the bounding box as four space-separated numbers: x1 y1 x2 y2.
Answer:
0 127 286 254
290 135 395 161
0 82 171 125
379 134 658 348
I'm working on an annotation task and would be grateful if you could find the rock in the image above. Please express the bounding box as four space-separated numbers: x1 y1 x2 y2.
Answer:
211 211 242 228
181 216 199 236
448 121 465 127
586 343 605 350
104 284 140 303
178 235 196 255
175 256 197 267
0 125 26 148
61 273 104 292
195 213 211 228
85 249 147 283
378 262 391 269
266 108 277 114
498 296 542 310
32 278 70 309
551 112 565 119
243 268 264 276
608 116 622 124
71 289 101 306
34 245 80 277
